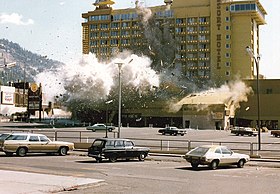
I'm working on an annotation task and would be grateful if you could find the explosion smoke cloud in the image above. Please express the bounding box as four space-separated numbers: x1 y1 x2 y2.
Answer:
169 80 253 115
35 53 160 103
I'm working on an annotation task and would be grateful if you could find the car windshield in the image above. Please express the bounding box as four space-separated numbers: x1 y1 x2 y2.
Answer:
0 133 10 140
189 147 209 156
6 134 28 140
92 140 105 147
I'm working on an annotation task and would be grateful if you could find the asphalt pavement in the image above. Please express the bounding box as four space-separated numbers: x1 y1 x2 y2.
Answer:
1 151 280 194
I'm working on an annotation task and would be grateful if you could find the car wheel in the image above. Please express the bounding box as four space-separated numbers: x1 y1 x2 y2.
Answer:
58 147 68 156
209 160 219 170
108 128 112 132
5 152 13 156
191 162 199 169
237 159 245 168
173 133 177 136
109 155 117 163
138 153 146 161
16 147 27 157
96 158 102 163
162 132 165 135
92 129 96 132
181 133 184 136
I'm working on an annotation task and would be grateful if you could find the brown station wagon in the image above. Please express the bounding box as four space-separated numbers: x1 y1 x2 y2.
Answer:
0 133 74 157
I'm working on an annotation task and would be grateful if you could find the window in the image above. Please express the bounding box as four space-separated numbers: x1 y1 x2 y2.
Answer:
90 24 98 29
226 44 231 49
122 22 130 28
187 17 195 23
226 35 231 40
40 136 49 142
215 148 221 154
111 31 119 36
111 23 119 28
225 62 231 67
176 18 184 24
199 17 207 23
29 136 39 142
125 141 134 147
6 135 28 140
225 26 230 30
225 53 231 58
115 140 124 147
221 147 232 155
225 17 230 22
226 71 230 76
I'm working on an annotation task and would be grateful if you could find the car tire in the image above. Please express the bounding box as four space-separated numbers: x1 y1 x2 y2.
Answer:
237 159 245 168
191 162 199 169
96 158 102 163
109 155 117 163
16 147 27 157
92 129 96 132
162 132 165 135
173 133 177 136
58 147 68 156
108 128 112 132
209 160 219 170
5 152 13 156
181 133 184 136
138 153 146 161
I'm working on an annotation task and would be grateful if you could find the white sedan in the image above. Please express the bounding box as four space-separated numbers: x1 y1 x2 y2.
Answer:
183 145 250 170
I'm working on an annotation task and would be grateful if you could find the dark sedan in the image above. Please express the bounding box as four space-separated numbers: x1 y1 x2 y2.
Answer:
88 138 150 162
158 127 187 136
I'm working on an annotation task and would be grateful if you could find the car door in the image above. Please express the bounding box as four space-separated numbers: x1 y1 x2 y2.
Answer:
124 140 135 158
27 135 41 152
114 140 125 158
39 135 57 152
220 147 236 164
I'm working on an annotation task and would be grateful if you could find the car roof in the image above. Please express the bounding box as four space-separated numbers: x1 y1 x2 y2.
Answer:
197 145 226 149
94 138 131 141
6 133 46 136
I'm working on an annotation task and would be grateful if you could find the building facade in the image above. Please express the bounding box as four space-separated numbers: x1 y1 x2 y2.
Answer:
82 0 266 86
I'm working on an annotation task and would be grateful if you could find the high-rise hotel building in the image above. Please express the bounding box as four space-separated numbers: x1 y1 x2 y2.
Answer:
82 0 266 86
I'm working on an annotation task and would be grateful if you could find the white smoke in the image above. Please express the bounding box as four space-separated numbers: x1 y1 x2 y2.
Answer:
135 0 152 24
169 80 253 115
35 52 160 102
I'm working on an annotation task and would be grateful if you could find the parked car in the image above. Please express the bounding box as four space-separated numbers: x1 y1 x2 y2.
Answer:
271 130 280 137
86 124 115 132
158 127 187 136
183 145 250 170
0 133 74 157
88 138 150 162
230 127 257 136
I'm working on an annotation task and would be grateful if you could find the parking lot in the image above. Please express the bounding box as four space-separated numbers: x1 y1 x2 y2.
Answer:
1 124 280 193
0 152 279 194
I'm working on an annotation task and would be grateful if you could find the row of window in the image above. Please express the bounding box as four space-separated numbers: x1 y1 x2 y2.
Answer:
176 17 209 24
89 15 110 21
111 10 174 21
230 3 257 12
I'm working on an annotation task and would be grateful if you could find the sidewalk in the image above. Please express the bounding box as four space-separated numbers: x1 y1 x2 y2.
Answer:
0 170 103 194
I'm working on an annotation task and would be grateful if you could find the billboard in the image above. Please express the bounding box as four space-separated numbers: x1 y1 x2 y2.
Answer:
1 92 14 105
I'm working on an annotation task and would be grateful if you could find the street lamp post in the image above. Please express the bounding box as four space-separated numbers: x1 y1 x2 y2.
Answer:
246 46 261 150
115 59 133 138
115 62 124 138
105 99 113 138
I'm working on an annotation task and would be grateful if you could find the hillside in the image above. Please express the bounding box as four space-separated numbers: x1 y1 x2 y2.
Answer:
0 39 64 84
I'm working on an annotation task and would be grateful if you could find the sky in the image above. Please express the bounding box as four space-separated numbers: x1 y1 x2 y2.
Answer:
0 0 279 79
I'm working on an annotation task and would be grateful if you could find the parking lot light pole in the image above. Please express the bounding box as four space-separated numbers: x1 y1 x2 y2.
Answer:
105 99 113 138
246 46 261 150
115 59 133 138
115 62 124 138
